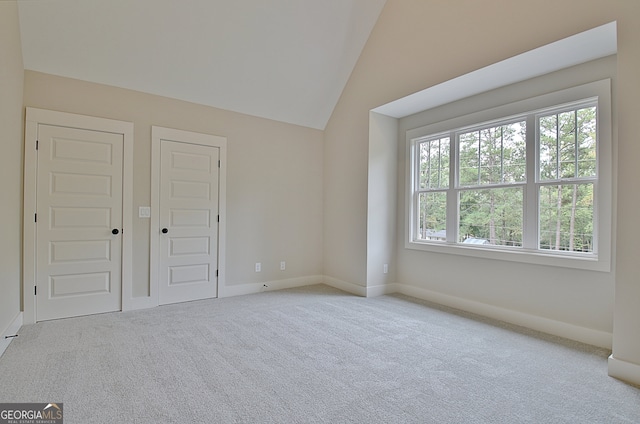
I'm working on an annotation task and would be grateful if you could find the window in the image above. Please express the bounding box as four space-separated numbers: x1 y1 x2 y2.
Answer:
457 119 526 248
406 80 612 271
538 105 597 252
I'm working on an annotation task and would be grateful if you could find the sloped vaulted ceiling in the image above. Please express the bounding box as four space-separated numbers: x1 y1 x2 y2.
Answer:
17 0 387 129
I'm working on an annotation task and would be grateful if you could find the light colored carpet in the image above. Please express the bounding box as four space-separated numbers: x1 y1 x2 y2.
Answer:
0 284 639 423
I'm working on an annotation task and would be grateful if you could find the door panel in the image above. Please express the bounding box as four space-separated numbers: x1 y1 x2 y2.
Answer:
158 140 219 305
170 237 210 256
49 240 111 263
36 124 123 321
50 272 110 297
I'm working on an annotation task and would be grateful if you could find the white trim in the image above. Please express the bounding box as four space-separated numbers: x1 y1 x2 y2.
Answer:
126 296 157 311
219 277 390 299
0 312 23 358
366 283 398 297
23 114 37 324
323 276 367 297
218 283 264 298
23 108 134 324
150 126 227 306
219 275 323 298
395 283 612 349
608 355 640 386
122 122 134 311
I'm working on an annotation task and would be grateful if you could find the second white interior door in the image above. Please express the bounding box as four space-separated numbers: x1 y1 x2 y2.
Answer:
158 139 220 305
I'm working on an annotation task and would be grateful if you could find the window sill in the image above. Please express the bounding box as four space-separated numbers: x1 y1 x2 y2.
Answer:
406 239 610 272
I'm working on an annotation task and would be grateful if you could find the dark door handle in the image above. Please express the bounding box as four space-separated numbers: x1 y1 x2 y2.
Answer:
162 228 168 234
112 229 120 235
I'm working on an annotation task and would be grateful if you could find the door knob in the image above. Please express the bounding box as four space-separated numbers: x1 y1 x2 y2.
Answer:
112 228 120 235
162 228 168 234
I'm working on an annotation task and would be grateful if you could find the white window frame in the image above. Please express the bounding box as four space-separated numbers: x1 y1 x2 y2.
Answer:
405 79 612 272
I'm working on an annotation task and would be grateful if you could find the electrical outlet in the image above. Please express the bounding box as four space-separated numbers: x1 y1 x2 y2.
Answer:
255 262 261 272
280 261 286 271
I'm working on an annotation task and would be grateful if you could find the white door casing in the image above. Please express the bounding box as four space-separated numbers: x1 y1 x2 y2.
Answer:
151 127 227 305
23 108 134 324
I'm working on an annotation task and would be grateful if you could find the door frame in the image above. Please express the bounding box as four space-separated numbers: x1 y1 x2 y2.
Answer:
150 126 227 305
23 107 134 324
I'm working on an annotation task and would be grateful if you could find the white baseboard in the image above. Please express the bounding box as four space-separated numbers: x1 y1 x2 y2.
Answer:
124 296 157 311
0 312 23 358
220 275 324 298
395 283 612 349
323 276 367 296
122 276 325 309
219 282 262 298
366 282 399 297
608 355 640 386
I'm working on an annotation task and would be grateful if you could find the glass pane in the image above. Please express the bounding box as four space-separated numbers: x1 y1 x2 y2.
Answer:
539 114 558 180
539 105 597 181
459 187 523 247
479 126 502 184
501 121 526 183
459 131 479 186
577 106 597 177
419 137 450 190
459 121 526 187
539 183 594 252
559 110 577 179
417 192 447 241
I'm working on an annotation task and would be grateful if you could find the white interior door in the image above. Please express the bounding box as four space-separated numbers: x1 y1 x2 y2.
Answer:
35 124 123 321
158 140 220 305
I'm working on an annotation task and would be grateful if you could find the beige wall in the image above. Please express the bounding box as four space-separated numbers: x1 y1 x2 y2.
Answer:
23 71 324 299
367 112 397 290
0 1 24 337
325 0 640 382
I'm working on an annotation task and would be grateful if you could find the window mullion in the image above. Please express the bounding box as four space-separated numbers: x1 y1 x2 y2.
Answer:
476 130 481 185
426 141 431 189
574 109 579 177
416 141 421 241
437 139 442 188
413 140 421 242
447 131 458 243
555 114 560 179
500 126 504 183
523 114 538 249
